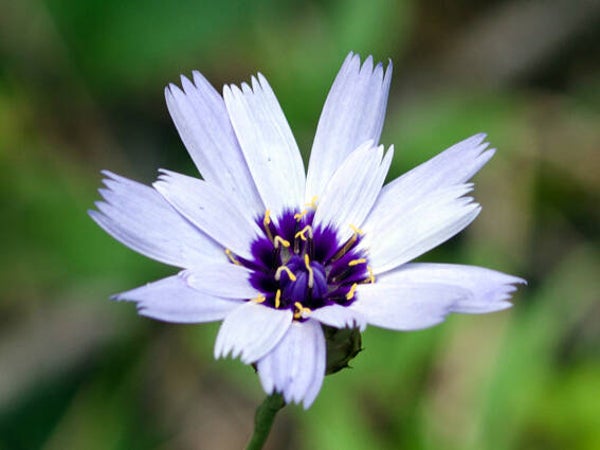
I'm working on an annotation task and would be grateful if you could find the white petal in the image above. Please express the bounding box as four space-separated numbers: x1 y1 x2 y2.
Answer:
214 302 292 364
257 319 326 408
165 73 263 212
367 133 493 228
309 304 367 331
89 171 222 268
363 184 481 274
394 133 492 189
350 282 467 331
306 52 392 200
313 143 393 243
182 264 258 299
114 274 241 323
223 74 305 216
383 263 525 313
153 170 261 260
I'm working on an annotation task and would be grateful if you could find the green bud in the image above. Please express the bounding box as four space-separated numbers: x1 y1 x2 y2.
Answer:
323 325 363 375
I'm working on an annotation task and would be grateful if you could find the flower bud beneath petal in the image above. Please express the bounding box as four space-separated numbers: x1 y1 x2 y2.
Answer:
323 325 363 375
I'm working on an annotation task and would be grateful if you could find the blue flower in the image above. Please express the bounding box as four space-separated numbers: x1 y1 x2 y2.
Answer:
90 52 524 408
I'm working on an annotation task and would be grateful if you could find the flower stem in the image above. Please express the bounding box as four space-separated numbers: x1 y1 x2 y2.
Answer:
246 393 286 450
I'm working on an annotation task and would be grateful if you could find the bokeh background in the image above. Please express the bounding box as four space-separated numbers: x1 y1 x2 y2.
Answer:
1 0 598 449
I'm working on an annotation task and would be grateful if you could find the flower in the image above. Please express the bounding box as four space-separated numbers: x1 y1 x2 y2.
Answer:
90 52 525 408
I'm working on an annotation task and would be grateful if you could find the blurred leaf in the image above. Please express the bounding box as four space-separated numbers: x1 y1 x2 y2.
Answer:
42 0 300 96
473 247 600 450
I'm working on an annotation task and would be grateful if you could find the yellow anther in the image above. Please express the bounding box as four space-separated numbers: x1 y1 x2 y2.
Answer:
305 196 318 209
274 289 282 308
304 254 314 288
263 209 271 226
294 225 313 241
367 266 375 284
293 302 312 319
348 258 367 267
225 248 241 265
274 236 290 248
345 283 358 301
349 224 365 236
294 210 308 221
275 265 297 282
262 209 274 242
252 295 266 304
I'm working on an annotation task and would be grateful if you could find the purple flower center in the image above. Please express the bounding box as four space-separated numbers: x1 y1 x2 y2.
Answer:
231 209 374 320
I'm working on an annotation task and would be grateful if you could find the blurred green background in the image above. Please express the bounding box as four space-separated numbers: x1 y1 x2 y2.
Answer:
1 0 598 449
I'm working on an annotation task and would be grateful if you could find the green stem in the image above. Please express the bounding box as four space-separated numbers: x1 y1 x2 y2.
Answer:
246 393 286 450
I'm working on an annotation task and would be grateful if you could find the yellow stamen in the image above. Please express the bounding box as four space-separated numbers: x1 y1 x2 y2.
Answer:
252 295 266 304
348 258 367 267
293 302 312 319
274 289 282 308
345 283 358 301
263 209 274 242
349 224 365 236
225 248 241 265
305 196 318 209
263 209 271 226
331 233 358 262
304 254 314 288
294 210 307 221
275 265 297 282
274 236 290 248
295 225 313 241
367 266 375 284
